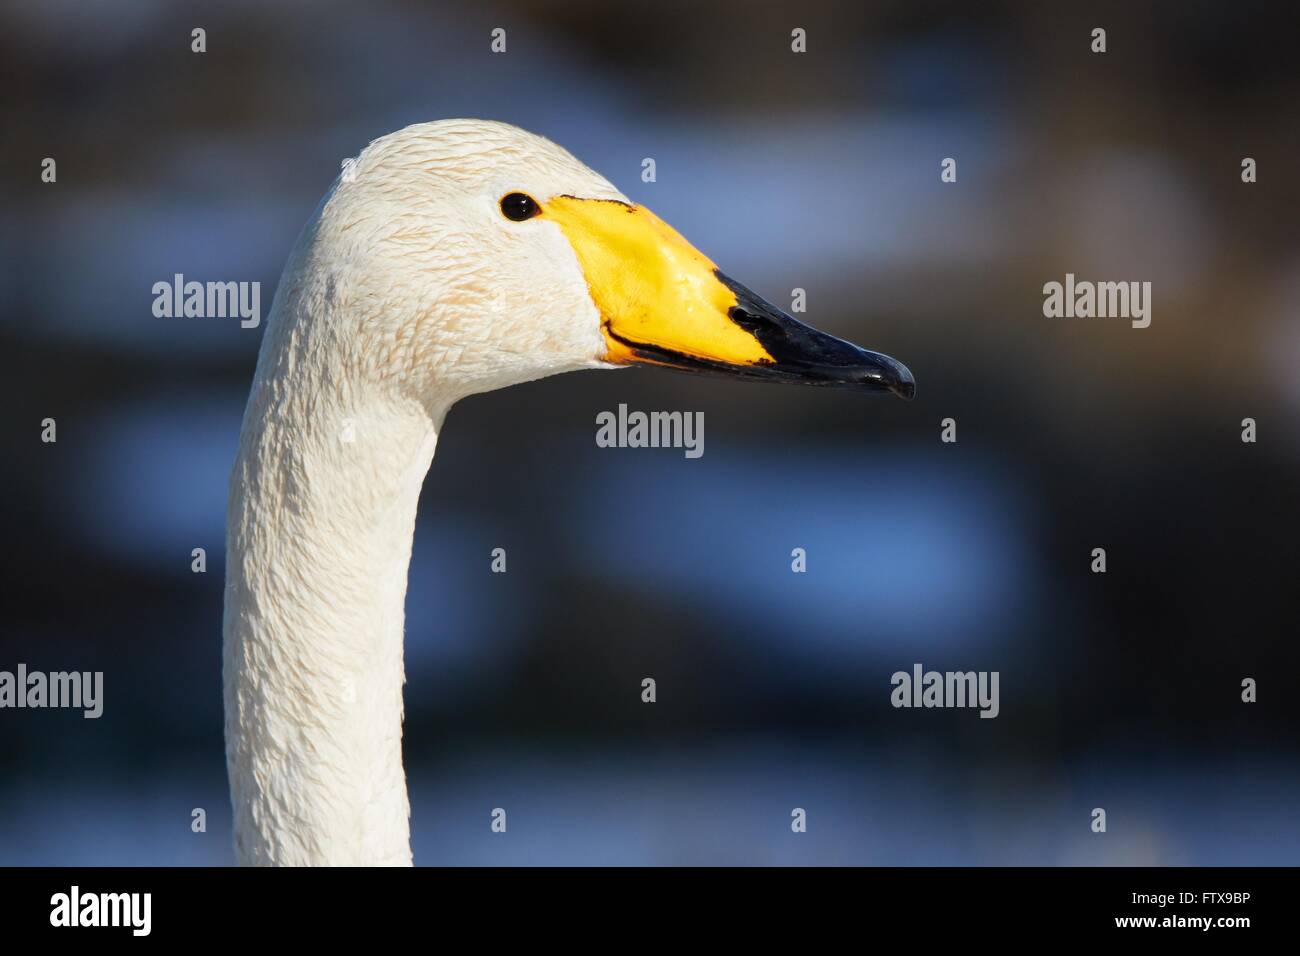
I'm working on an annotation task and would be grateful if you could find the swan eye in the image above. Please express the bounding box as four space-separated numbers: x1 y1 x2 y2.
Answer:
500 192 541 222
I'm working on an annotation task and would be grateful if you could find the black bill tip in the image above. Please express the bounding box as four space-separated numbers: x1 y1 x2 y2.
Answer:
873 354 916 400
718 272 916 399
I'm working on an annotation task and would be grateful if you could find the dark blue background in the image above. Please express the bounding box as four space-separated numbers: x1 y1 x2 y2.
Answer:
2 0 1297 864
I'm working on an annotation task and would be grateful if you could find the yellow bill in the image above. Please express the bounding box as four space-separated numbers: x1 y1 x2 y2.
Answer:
543 194 915 398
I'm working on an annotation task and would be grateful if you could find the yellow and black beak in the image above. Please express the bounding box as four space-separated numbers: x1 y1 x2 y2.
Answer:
543 195 915 399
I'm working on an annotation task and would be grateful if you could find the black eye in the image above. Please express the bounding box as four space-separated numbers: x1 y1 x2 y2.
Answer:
500 192 540 221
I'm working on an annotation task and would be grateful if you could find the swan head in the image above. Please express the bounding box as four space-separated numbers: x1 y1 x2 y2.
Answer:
299 119 914 406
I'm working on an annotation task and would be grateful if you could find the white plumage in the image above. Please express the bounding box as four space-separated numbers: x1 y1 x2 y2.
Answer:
223 119 911 865
224 121 625 865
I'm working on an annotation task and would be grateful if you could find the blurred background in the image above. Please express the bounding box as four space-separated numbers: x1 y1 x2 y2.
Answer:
2 0 1298 865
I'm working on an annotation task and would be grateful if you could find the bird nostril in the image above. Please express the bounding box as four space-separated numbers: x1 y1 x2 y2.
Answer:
727 306 768 336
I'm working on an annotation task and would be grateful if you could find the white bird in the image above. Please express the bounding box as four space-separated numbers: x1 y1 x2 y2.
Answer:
223 119 913 866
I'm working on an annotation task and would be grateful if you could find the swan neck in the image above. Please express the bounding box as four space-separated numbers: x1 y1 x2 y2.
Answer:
223 369 440 865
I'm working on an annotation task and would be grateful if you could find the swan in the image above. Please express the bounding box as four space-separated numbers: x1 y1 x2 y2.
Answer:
223 119 915 866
